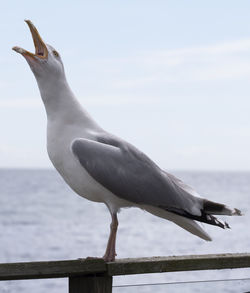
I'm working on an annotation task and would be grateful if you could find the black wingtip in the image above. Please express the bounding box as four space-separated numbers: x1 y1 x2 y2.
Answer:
233 208 243 216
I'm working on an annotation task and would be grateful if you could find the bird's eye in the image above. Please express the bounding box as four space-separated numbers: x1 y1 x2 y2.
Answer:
53 50 59 57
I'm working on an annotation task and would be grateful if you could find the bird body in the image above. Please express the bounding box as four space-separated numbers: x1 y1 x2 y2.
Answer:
43 79 133 208
13 20 242 261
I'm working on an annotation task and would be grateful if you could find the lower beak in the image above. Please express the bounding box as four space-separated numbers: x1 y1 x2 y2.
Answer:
12 20 48 60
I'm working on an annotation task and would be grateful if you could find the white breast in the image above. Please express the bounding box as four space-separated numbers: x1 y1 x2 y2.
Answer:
46 120 132 212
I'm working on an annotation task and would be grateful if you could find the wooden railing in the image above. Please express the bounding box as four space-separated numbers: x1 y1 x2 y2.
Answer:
0 253 250 292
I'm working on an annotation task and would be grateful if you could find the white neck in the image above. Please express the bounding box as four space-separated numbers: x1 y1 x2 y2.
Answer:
35 74 100 130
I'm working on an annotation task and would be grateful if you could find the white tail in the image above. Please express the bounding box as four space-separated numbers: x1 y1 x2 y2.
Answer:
144 206 212 241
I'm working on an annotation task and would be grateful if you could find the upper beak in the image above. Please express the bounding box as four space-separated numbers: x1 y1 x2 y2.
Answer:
12 20 48 60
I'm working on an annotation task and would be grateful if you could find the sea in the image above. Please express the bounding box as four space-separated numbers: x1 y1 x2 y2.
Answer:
0 169 249 293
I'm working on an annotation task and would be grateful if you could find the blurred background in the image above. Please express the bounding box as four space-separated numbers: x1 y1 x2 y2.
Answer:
1 0 250 170
0 1 250 292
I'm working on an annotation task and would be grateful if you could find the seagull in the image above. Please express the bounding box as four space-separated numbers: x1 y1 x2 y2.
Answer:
13 20 242 262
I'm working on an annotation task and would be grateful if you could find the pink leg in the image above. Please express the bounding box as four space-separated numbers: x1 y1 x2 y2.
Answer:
103 213 118 262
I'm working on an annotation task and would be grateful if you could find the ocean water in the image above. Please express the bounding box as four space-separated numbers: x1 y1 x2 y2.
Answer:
0 169 249 292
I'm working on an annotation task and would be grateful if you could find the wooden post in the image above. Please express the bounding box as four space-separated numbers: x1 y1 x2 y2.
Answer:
69 274 112 293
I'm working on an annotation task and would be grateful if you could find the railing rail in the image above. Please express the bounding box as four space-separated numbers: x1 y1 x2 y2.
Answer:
0 253 250 292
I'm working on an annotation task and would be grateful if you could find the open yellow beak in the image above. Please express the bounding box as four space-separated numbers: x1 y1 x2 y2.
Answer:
13 20 48 59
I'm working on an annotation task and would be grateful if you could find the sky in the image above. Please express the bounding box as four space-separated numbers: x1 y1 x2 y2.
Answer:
0 0 250 170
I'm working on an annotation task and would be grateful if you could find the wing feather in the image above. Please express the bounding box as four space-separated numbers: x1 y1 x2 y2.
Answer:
71 136 203 216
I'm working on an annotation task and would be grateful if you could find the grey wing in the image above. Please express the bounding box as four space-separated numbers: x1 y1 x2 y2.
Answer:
71 136 203 216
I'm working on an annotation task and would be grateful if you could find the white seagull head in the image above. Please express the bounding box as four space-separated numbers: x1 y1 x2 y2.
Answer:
12 20 65 81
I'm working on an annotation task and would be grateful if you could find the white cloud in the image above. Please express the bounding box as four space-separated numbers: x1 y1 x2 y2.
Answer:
82 94 157 106
0 98 41 109
149 38 250 58
82 38 250 89
2 39 250 109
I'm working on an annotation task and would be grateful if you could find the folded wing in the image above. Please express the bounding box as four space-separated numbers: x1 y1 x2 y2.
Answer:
71 135 203 217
